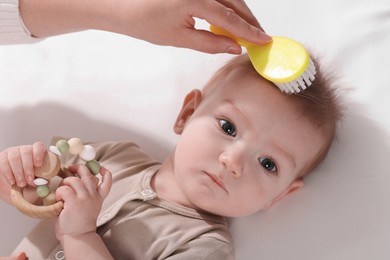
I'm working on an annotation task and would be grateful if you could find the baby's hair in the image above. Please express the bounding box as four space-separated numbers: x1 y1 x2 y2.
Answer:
202 53 344 178
292 57 344 177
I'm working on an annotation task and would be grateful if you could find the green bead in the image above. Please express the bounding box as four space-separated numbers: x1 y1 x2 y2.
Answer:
86 160 101 175
36 185 50 198
56 139 69 154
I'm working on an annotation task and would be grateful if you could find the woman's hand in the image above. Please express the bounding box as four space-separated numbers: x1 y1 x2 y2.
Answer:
19 0 270 54
103 0 272 54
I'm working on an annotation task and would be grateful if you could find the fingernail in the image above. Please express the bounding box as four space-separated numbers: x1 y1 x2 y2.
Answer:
226 46 242 55
8 178 15 186
258 30 272 43
34 159 42 167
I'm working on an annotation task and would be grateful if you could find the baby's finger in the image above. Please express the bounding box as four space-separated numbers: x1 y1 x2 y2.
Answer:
12 251 27 260
32 142 47 168
61 176 89 198
7 148 26 187
0 153 15 185
55 184 75 202
97 167 112 199
68 165 99 194
19 146 35 183
0 251 27 260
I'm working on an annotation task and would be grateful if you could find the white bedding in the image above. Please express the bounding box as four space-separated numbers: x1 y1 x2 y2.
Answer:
1 0 390 258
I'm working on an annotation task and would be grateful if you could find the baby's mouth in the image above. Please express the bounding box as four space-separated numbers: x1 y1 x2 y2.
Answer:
204 171 228 193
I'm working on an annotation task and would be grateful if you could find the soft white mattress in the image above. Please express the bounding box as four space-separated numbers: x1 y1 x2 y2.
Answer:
1 0 389 258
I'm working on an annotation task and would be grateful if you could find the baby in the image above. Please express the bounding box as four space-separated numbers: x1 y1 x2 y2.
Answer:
0 54 342 259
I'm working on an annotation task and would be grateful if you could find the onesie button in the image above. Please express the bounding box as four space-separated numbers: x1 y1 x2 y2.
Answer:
55 250 65 260
141 189 157 201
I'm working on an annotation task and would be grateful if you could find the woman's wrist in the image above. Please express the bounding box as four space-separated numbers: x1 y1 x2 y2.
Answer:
18 0 119 38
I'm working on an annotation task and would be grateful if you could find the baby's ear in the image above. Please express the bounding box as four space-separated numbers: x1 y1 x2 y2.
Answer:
174 89 202 134
265 179 304 209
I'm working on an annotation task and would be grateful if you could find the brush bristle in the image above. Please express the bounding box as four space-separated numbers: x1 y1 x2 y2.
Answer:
275 58 316 94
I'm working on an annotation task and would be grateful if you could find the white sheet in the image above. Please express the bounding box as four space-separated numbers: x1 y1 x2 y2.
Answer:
1 0 390 258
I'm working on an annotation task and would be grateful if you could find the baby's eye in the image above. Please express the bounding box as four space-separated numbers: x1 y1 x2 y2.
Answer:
219 119 236 137
258 157 277 173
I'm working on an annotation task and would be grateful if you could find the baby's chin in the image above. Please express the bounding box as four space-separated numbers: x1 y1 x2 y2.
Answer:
203 205 263 218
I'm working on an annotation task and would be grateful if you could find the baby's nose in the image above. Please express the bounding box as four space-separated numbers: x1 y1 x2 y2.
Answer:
218 146 245 178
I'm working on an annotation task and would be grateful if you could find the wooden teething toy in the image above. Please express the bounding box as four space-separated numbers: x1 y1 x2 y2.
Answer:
10 138 101 219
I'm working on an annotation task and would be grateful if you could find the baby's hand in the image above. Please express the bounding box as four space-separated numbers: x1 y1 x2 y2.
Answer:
55 165 112 242
0 142 47 187
0 251 27 260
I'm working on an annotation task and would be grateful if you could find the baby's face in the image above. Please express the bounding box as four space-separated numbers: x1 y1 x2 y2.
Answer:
173 69 325 217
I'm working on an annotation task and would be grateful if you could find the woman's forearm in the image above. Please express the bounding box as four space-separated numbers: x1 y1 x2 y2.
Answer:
19 0 122 37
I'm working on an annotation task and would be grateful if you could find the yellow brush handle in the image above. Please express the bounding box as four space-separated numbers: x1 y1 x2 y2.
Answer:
210 25 311 84
210 25 254 48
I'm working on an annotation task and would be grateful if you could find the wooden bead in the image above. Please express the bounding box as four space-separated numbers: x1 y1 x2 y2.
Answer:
35 152 61 180
68 138 83 155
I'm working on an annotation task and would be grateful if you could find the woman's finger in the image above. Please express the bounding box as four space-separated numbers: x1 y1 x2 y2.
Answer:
190 0 271 44
216 0 261 28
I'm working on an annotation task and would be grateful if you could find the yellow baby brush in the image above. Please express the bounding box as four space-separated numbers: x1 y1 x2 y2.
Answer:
210 26 316 94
